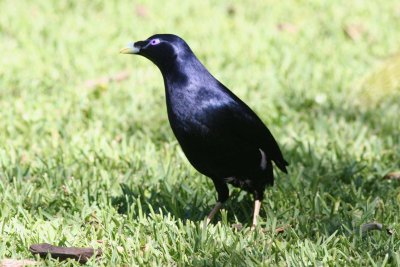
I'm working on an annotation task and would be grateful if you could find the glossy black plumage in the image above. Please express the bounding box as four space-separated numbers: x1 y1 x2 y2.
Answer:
122 34 288 212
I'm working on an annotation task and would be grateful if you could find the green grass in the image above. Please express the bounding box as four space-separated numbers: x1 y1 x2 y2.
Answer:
1 0 400 266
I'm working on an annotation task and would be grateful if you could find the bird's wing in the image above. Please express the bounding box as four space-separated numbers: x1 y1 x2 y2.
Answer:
197 91 288 173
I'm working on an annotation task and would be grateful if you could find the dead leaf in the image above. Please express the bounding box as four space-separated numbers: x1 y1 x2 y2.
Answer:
61 185 69 195
227 5 236 16
361 222 383 232
29 243 102 264
135 5 149 18
275 226 286 234
344 24 365 41
258 225 290 234
361 222 394 236
20 153 29 164
116 246 124 253
277 23 298 34
83 71 130 90
140 243 150 253
232 223 243 231
383 171 400 180
114 134 123 143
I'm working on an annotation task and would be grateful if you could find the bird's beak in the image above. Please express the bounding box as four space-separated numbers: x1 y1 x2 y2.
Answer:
120 42 140 54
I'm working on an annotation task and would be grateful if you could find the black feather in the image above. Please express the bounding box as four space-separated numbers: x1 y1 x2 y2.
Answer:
125 34 288 202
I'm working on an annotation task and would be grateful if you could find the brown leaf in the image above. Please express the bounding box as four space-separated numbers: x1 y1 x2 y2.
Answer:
232 223 243 231
361 222 394 235
226 5 236 16
383 171 400 180
20 153 29 164
116 246 124 254
135 5 149 18
386 228 394 235
111 71 130 82
277 23 298 34
258 225 289 234
114 134 123 143
344 24 365 41
361 222 383 232
275 226 286 234
29 243 102 264
140 243 150 253
83 71 130 90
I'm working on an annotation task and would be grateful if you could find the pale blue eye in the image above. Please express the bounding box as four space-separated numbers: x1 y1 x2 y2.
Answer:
150 39 160 45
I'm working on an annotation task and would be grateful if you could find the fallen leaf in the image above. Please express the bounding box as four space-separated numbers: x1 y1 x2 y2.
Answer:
135 5 149 18
61 185 69 195
20 153 29 164
258 225 290 234
116 246 124 253
386 228 394 235
29 243 102 264
277 23 298 34
383 171 400 180
232 223 243 231
361 222 383 232
343 23 365 41
83 71 130 90
114 134 123 143
275 226 286 234
226 5 236 16
140 243 150 253
361 222 394 236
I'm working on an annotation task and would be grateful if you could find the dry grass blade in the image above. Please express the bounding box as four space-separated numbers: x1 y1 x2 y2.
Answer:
0 259 37 267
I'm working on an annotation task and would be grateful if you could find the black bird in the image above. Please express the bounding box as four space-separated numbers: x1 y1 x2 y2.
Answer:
120 34 288 227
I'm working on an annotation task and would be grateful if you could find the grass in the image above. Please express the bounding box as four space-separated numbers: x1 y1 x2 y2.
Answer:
1 0 400 265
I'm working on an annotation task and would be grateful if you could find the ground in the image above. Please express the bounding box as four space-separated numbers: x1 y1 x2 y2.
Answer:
0 0 399 266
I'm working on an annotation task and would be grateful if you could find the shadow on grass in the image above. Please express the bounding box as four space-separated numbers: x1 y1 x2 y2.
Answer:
111 180 258 226
111 97 399 232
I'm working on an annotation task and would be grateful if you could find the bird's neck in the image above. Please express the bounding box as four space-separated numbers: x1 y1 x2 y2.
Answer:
161 56 211 91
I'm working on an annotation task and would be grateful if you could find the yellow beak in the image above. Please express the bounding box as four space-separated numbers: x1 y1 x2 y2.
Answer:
120 43 140 54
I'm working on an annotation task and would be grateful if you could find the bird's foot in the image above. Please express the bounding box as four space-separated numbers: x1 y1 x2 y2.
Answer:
251 200 262 230
205 202 223 225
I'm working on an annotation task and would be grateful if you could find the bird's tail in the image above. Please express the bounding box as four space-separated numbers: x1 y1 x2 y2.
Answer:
265 160 274 186
274 158 289 174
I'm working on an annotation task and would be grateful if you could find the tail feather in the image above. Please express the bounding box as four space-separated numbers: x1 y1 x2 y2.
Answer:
274 159 289 174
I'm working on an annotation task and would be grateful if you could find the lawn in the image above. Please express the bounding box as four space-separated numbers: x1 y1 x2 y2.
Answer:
1 0 400 266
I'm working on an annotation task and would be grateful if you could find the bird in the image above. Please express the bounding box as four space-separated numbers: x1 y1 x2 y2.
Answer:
120 34 288 227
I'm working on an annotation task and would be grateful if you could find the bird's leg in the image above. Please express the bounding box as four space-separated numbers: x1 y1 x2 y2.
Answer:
251 200 262 229
205 178 229 225
206 202 223 224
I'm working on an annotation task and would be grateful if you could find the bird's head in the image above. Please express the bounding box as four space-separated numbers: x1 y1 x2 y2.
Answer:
120 34 190 70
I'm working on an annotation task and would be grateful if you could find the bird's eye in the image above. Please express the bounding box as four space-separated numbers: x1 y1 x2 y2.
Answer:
150 39 160 45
